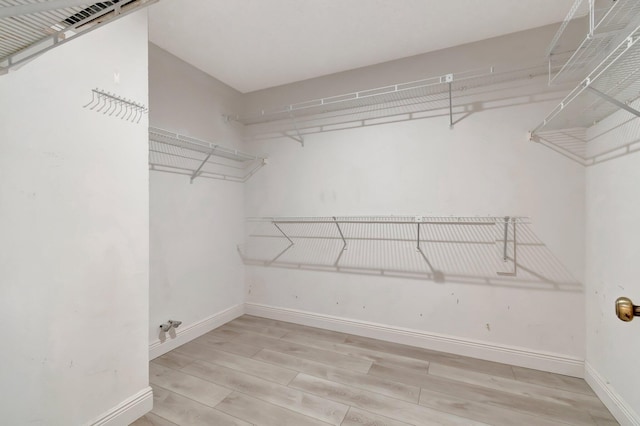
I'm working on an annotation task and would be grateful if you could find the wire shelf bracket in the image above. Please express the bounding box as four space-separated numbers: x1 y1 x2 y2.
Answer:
414 220 444 282
585 84 640 118
190 150 214 183
333 216 348 267
266 222 295 266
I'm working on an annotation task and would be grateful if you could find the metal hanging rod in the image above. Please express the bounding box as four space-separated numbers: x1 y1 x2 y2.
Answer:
83 88 147 122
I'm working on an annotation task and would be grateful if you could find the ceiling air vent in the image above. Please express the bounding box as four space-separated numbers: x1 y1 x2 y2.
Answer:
62 1 134 26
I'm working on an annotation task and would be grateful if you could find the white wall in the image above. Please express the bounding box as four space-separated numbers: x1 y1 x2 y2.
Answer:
585 103 640 423
0 12 150 426
148 45 246 356
242 25 587 375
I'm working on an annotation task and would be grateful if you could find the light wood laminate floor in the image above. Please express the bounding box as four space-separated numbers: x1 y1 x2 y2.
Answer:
131 315 617 426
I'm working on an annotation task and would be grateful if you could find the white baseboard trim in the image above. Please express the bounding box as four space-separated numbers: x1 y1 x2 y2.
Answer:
245 303 584 377
149 304 244 360
90 386 153 426
585 362 640 426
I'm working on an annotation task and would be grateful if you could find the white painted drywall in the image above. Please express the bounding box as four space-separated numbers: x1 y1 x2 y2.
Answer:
242 25 587 372
148 45 246 355
585 103 640 422
0 12 150 426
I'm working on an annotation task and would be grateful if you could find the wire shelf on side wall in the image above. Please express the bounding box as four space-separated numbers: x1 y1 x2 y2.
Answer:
532 8 640 166
149 127 267 183
547 0 640 85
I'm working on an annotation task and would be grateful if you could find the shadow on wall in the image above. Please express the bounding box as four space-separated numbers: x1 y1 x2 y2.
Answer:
239 219 581 293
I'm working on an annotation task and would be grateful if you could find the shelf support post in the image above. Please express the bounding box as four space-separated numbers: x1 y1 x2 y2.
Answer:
501 216 509 262
585 86 640 118
333 216 347 267
190 148 216 183
449 82 453 128
497 216 518 276
442 73 454 128
415 223 441 281
588 0 595 38
287 109 305 147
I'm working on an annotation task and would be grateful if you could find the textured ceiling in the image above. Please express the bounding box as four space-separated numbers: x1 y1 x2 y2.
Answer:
149 0 577 93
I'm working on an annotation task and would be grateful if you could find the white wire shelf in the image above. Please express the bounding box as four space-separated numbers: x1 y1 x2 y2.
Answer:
0 0 157 74
149 127 267 183
547 0 640 85
532 19 640 165
236 68 486 124
241 216 529 280
246 216 530 225
232 65 550 135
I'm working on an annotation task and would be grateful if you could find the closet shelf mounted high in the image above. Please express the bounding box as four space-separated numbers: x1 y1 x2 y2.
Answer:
229 64 550 145
148 127 267 183
531 0 640 165
546 0 640 86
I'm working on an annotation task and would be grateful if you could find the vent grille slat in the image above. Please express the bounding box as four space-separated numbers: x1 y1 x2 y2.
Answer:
63 1 124 25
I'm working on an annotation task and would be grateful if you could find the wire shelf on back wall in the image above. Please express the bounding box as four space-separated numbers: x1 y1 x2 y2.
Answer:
231 64 552 144
236 68 491 125
148 127 267 183
240 215 581 291
240 216 531 282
